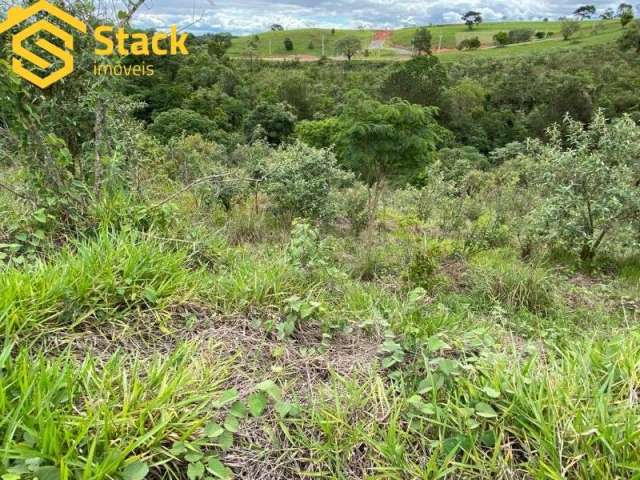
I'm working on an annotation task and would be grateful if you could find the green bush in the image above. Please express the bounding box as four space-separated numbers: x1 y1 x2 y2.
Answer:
335 182 369 235
264 141 352 222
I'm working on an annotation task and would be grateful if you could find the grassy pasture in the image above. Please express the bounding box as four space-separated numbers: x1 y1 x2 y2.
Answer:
228 20 623 61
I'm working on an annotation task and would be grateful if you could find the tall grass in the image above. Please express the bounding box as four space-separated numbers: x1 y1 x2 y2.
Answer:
471 257 558 315
286 331 640 479
0 344 231 480
0 231 208 340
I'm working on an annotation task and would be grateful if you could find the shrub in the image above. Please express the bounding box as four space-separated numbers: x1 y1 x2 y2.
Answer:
508 29 535 44
464 210 511 253
494 31 509 47
530 112 640 262
380 55 448 107
264 141 352 222
458 37 481 50
244 101 297 145
335 182 369 235
165 134 226 183
561 20 580 40
472 259 557 314
149 108 222 143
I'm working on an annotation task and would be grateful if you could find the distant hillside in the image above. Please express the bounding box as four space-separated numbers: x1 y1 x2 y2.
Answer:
228 20 623 61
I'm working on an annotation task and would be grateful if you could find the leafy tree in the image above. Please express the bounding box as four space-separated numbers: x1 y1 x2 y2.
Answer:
336 90 441 188
183 89 228 126
601 8 615 19
412 27 432 55
284 37 294 51
264 141 351 221
271 24 284 31
621 9 635 27
432 146 490 184
619 19 640 51
244 102 297 145
335 36 362 61
381 55 448 106
149 108 217 143
574 5 596 19
494 31 509 47
207 33 232 58
276 71 315 120
546 75 594 124
164 134 226 183
333 91 443 226
462 11 482 30
617 3 633 17
444 78 489 147
294 118 341 149
560 19 580 40
531 112 640 262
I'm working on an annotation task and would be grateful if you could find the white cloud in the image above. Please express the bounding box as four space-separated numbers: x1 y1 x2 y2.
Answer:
131 0 625 34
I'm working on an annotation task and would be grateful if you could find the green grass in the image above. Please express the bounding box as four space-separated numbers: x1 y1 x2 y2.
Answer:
0 344 233 480
287 330 640 478
228 28 373 58
0 230 207 340
1 216 639 478
228 20 623 61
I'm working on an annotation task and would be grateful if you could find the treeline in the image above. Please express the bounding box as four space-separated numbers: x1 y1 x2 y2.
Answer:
122 39 640 160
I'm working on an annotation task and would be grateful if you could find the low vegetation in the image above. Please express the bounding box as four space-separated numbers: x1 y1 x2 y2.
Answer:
1 3 640 479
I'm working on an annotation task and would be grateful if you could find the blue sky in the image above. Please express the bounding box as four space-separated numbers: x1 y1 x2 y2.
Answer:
131 1 635 34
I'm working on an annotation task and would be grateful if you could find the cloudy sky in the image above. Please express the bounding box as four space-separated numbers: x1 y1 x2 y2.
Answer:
131 1 632 35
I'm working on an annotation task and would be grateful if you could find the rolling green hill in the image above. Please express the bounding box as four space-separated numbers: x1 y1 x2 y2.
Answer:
228 20 624 61
228 28 373 58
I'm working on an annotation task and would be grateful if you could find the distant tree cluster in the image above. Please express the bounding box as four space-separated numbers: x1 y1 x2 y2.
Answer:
457 36 481 50
334 36 362 61
462 11 483 30
412 27 432 55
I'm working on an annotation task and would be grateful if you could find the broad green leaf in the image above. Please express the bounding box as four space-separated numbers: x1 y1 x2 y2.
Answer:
482 386 501 399
247 392 268 417
475 401 498 418
229 401 248 418
426 336 450 352
121 461 149 480
407 395 436 415
212 389 239 408
170 441 187 455
275 401 301 418
223 415 239 433
207 457 233 479
204 422 224 438
185 452 204 462
438 358 459 375
255 380 281 401
217 431 234 450
187 462 205 480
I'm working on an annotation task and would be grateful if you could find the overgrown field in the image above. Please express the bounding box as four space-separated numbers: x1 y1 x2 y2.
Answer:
2 9 640 480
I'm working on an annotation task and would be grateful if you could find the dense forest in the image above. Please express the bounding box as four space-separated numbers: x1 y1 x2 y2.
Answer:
2 2 640 479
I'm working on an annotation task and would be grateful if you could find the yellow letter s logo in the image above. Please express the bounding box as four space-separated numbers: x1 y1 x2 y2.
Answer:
0 1 86 89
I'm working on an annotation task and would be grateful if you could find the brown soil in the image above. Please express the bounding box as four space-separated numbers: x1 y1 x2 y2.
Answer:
373 30 393 41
